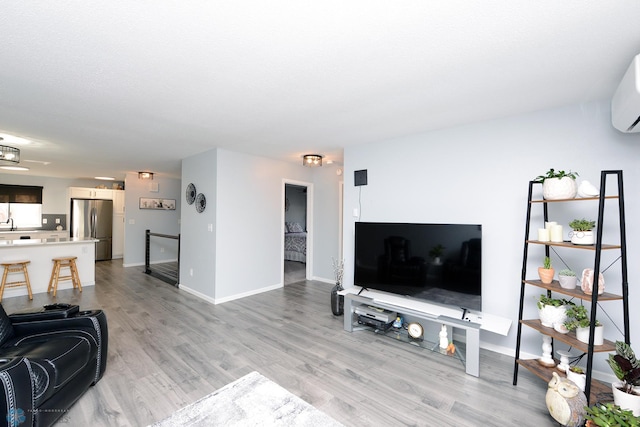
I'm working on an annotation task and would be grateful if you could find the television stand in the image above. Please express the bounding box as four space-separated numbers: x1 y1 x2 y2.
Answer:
343 292 482 377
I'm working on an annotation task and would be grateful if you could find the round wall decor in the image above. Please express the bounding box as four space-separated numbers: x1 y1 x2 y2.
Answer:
195 193 206 213
186 183 197 205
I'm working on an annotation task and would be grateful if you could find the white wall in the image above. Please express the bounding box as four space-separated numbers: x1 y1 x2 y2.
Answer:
123 172 181 266
178 148 342 303
179 149 217 297
343 100 640 376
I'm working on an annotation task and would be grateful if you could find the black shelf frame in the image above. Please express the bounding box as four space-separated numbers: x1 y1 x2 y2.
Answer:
512 170 629 405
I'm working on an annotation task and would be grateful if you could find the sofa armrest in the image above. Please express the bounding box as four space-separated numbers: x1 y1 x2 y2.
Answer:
9 303 80 323
11 310 109 382
0 357 35 427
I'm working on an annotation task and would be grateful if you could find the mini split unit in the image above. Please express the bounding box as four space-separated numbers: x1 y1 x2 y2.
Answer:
612 54 640 133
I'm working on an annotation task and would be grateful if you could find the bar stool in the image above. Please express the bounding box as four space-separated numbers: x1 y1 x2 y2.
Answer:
48 256 83 297
0 260 33 302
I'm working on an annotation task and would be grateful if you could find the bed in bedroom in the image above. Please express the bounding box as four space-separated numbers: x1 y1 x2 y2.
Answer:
284 222 306 262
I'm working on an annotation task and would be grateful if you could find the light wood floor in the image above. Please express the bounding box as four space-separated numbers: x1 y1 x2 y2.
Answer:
1 260 553 426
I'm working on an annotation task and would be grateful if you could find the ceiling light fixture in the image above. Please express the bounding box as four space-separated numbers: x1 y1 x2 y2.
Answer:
138 171 154 180
302 154 323 167
95 176 115 181
0 139 28 171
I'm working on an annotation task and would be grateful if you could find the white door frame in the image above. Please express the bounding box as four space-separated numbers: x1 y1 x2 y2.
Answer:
282 179 314 284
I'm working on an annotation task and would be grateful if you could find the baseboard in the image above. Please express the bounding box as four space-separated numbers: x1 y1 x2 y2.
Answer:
179 282 283 305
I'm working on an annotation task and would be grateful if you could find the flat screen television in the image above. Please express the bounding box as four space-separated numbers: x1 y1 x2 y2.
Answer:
354 222 482 311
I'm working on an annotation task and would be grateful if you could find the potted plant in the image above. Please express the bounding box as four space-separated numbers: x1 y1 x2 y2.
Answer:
558 269 577 289
536 294 569 328
564 304 603 345
534 168 579 200
569 218 596 245
538 256 554 284
585 403 640 427
607 341 640 416
565 365 586 391
428 244 445 265
330 258 345 316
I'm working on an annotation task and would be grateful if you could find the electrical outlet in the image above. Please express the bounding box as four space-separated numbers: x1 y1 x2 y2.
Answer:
43 218 48 224
55 218 60 224
160 247 164 253
189 268 193 277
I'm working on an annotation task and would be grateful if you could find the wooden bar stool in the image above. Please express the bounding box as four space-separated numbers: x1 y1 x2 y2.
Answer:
0 260 33 302
48 256 83 297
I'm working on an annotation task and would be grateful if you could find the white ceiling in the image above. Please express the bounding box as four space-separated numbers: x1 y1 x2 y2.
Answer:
1 1 639 180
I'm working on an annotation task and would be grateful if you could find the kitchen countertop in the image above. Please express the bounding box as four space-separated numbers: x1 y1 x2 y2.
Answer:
0 230 66 234
0 237 96 247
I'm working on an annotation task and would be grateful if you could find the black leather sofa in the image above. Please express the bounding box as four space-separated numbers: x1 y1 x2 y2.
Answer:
0 304 108 427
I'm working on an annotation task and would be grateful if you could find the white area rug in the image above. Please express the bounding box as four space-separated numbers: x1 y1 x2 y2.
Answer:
150 371 343 426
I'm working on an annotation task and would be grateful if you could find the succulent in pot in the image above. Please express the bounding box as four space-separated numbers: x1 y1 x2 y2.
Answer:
534 168 579 200
569 218 596 245
558 268 578 289
585 403 640 427
538 256 554 284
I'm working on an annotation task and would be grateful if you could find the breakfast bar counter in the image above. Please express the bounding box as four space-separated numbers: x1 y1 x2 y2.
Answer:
0 237 97 299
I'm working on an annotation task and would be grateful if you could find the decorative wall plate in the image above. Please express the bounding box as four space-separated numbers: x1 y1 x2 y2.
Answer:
196 193 206 213
186 183 197 205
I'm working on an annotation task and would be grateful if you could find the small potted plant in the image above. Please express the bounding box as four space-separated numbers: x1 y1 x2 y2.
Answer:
538 256 554 285
558 269 577 289
569 218 596 245
534 168 579 200
607 341 640 416
536 294 570 328
564 304 603 345
565 365 586 391
585 403 640 427
428 244 445 265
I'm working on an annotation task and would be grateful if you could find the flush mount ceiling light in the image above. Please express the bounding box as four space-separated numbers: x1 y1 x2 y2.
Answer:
302 154 323 167
95 176 115 181
138 171 154 180
0 139 28 171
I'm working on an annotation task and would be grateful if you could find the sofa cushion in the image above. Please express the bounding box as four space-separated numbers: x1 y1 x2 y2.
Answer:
0 304 15 346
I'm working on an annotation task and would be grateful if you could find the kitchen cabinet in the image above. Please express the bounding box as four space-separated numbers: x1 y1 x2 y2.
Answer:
113 190 125 214
68 187 114 199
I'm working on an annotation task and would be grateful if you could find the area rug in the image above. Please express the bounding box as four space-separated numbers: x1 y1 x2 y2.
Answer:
150 371 344 426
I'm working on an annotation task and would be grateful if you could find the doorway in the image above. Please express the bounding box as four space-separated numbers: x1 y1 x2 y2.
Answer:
283 180 313 285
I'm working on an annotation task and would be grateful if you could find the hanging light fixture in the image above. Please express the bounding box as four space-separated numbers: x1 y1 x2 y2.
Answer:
138 171 154 180
302 154 323 167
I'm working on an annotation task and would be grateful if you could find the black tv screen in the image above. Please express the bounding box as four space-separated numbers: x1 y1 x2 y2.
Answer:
354 222 482 311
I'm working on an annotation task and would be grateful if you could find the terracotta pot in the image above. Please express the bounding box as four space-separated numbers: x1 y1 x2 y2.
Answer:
538 267 555 284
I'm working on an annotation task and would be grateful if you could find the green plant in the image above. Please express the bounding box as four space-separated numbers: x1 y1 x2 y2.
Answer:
585 402 640 426
542 256 552 269
569 365 584 374
536 294 571 310
564 304 601 331
534 168 579 182
428 244 445 258
558 269 576 277
569 218 596 231
607 341 640 395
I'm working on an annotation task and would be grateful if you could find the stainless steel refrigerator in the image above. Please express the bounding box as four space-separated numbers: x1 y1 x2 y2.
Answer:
70 198 113 260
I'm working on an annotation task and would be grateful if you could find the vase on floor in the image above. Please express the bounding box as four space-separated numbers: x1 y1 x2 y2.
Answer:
331 283 344 316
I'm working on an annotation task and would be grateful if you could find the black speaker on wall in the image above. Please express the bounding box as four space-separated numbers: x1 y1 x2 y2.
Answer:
354 169 368 186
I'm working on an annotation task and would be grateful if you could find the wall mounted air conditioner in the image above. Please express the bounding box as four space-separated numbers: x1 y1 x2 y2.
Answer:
612 54 640 133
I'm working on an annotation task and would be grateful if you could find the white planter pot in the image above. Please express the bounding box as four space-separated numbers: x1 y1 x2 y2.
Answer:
612 382 640 416
569 230 595 245
566 369 586 392
543 177 577 200
558 275 577 289
538 304 568 328
575 325 604 345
